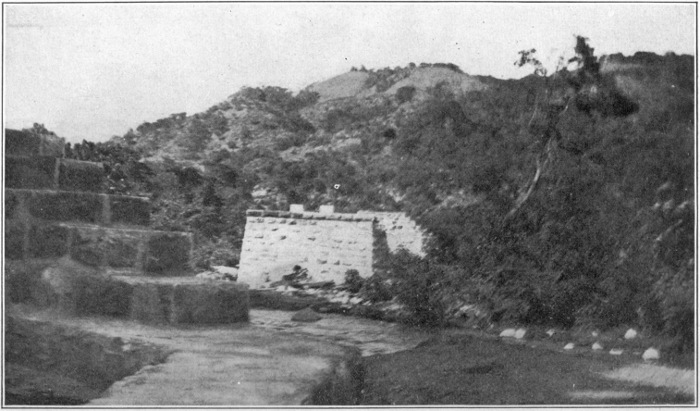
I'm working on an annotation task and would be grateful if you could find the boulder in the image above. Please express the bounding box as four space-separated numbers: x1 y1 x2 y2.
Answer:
624 328 638 340
499 328 516 338
514 328 527 339
563 343 575 350
212 265 239 279
592 342 604 351
609 348 624 355
292 308 322 322
642 347 660 361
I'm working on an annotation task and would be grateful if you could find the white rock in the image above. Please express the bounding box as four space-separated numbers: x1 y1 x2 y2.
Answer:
624 328 638 339
546 329 555 337
609 348 624 355
592 331 599 337
499 328 517 338
592 342 604 351
212 265 239 275
642 347 660 361
514 328 527 339
349 297 363 305
564 343 575 350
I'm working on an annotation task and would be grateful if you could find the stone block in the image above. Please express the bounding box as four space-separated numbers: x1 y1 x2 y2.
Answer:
103 232 142 268
4 260 50 303
289 204 305 213
5 189 20 219
247 209 263 216
127 278 249 324
28 224 70 258
319 205 335 214
171 282 249 324
109 195 150 226
5 156 57 190
144 232 192 274
58 159 105 192
26 190 104 224
5 220 27 260
39 133 66 157
128 282 172 324
68 225 144 269
31 257 107 313
70 226 105 266
6 129 41 156
5 128 65 157
73 275 134 317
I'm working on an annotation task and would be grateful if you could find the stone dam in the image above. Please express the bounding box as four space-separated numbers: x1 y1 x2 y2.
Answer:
238 205 427 288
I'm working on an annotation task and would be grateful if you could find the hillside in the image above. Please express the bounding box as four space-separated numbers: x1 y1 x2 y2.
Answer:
59 42 695 350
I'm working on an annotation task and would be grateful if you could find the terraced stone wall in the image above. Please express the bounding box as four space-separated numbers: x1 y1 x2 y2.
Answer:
4 128 195 310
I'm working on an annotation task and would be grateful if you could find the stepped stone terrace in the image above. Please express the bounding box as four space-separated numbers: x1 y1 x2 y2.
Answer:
4 128 249 325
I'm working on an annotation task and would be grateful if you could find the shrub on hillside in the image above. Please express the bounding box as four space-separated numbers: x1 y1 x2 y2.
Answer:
274 133 307 151
388 249 446 327
653 266 694 351
359 275 393 303
344 269 364 293
396 86 416 104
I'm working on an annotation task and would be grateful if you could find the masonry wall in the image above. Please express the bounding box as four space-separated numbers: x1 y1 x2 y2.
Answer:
357 211 426 256
238 211 374 288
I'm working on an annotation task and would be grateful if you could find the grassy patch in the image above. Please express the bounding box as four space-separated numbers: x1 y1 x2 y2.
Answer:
360 333 694 405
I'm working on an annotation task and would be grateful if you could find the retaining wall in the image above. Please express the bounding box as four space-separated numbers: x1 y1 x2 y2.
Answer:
357 211 426 256
238 210 374 288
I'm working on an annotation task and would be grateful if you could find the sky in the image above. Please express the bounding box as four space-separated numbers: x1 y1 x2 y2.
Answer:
3 2 696 143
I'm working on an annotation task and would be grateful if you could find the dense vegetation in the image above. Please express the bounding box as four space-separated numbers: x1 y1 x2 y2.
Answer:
62 38 694 350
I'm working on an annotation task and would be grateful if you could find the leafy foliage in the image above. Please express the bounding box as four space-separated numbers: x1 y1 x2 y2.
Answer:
386 249 447 327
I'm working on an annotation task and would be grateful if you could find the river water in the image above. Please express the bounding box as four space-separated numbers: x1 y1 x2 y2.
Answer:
250 309 432 356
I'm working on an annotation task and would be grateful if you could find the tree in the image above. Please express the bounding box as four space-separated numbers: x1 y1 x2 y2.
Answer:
505 36 639 223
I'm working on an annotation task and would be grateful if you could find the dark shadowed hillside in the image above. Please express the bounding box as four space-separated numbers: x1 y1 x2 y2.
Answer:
59 42 694 350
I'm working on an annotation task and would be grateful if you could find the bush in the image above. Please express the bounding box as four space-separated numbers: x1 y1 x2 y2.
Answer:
388 250 446 327
359 275 393 303
396 86 416 104
653 266 694 351
344 269 364 293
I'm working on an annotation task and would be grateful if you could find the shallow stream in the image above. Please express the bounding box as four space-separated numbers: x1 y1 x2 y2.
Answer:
249 309 432 356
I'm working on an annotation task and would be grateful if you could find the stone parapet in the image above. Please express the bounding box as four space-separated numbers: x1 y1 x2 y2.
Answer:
245 209 374 222
6 155 106 192
4 222 193 275
6 189 150 228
